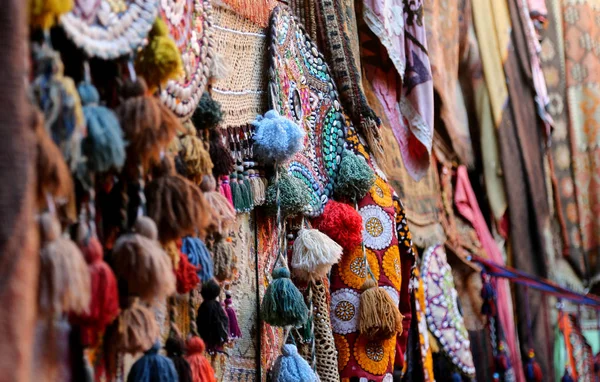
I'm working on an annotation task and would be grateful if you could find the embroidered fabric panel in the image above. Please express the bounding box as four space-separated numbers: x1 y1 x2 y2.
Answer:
61 0 159 59
160 0 213 119
268 6 347 217
421 245 475 377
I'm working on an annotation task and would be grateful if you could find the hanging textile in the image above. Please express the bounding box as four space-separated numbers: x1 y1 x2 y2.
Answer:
558 311 595 381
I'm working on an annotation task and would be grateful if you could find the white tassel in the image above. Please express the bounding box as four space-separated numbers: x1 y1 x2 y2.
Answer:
291 228 343 281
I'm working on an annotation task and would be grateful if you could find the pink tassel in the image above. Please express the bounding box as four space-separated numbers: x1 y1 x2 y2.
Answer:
219 176 234 207
225 293 242 339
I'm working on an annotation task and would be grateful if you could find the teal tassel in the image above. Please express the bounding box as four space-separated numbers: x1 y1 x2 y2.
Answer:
265 172 311 217
230 174 244 212
261 268 308 327
242 171 254 210
334 150 375 202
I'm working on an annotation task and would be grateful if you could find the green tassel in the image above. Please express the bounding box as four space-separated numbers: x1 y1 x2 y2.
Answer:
265 172 311 217
261 268 308 327
334 150 375 202
242 171 254 211
231 174 244 212
300 314 313 343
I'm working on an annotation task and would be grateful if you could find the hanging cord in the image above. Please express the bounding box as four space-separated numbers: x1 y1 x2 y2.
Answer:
189 289 199 337
137 164 146 218
306 280 316 371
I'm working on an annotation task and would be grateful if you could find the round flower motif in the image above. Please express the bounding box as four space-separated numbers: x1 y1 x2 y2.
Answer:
333 334 350 371
381 286 400 306
353 335 396 375
369 176 393 208
339 246 380 289
360 205 394 250
382 246 402 289
331 289 360 334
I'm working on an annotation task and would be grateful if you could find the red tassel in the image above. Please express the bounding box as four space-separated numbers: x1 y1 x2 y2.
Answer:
219 176 234 207
72 237 119 346
495 342 510 373
185 337 217 382
525 349 543 382
176 252 200 294
312 200 363 251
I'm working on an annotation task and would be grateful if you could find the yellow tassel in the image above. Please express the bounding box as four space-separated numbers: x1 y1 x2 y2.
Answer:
358 277 403 340
29 0 73 30
135 18 183 93
179 135 214 184
164 241 180 271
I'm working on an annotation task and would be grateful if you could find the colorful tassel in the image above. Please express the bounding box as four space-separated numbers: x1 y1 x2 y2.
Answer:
334 150 375 202
185 337 216 382
78 81 125 173
178 135 214 184
107 298 159 354
261 267 309 327
561 368 575 382
524 349 543 382
291 228 343 281
271 344 318 382
165 335 193 382
265 172 311 217
212 235 236 282
225 293 242 339
252 110 305 163
219 176 234 207
200 175 236 234
196 280 229 350
135 18 183 92
358 277 403 340
192 92 223 131
451 372 462 382
127 342 178 382
313 200 363 251
480 272 497 317
495 342 511 373
176 251 200 294
181 237 214 282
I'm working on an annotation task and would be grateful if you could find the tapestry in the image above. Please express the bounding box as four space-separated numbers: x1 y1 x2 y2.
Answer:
561 0 600 284
210 5 268 129
288 0 319 42
558 311 595 381
159 0 213 119
421 245 475 378
268 5 347 217
218 0 277 27
359 0 434 181
60 0 159 59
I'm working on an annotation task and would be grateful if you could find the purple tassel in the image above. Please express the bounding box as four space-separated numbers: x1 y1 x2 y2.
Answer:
225 293 242 339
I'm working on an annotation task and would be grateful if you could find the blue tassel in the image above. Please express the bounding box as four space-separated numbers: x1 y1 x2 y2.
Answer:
127 342 178 382
561 368 575 382
252 110 305 163
78 82 126 173
261 268 308 327
451 372 462 382
181 237 214 282
480 272 497 317
271 344 317 382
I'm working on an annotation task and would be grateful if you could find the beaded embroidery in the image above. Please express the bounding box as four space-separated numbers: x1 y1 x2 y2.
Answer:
382 246 402 289
334 334 350 371
421 245 475 377
61 0 159 59
360 205 394 251
353 335 396 376
338 245 380 289
268 6 347 216
159 0 213 119
330 288 360 335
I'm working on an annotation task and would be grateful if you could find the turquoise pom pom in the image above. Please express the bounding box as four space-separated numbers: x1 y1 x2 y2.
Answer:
252 110 305 163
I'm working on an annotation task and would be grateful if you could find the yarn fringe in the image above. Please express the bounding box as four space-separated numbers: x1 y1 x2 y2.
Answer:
291 228 342 281
358 278 403 340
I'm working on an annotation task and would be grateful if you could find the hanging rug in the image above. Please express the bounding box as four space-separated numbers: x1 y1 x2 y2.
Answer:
159 0 213 119
61 0 159 60
268 5 347 217
421 245 475 377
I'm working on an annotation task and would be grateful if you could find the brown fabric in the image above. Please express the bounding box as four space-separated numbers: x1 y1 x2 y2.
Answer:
0 1 38 381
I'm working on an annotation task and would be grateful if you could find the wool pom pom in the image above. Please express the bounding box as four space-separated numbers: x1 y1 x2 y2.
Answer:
200 175 236 234
179 135 213 184
192 93 223 131
135 18 183 92
261 268 308 327
72 236 119 347
176 252 200 294
146 174 211 243
196 280 229 350
127 342 178 382
225 293 242 339
181 237 214 282
112 217 176 302
313 200 363 251
358 277 403 340
212 235 236 282
265 172 311 217
38 213 91 316
78 82 126 173
208 130 234 178
524 350 543 382
185 337 216 382
271 344 318 382
334 150 375 202
252 110 305 163
165 335 193 382
108 298 159 354
561 368 575 382
291 228 343 281
29 0 73 29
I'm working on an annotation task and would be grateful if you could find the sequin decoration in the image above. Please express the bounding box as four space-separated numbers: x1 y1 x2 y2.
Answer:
160 0 213 119
421 245 475 377
61 0 159 60
360 205 394 250
268 6 347 216
353 335 396 376
338 245 380 289
382 246 402 289
334 334 350 371
330 289 360 335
